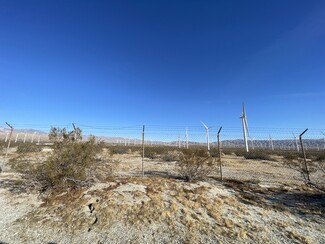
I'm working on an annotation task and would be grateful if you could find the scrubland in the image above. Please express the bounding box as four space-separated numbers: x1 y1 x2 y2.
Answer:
0 140 324 244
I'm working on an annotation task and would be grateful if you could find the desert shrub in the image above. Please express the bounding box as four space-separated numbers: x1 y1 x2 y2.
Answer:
9 155 39 175
161 150 180 161
143 146 180 159
312 152 325 162
225 149 247 157
0 141 5 150
243 151 272 161
282 152 299 161
177 149 215 182
30 127 103 192
16 142 42 154
110 146 130 155
209 148 221 158
144 147 158 159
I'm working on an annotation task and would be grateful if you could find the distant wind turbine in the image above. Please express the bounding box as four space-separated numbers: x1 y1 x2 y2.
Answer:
292 132 299 152
201 121 210 151
240 103 249 152
15 133 20 143
269 134 274 151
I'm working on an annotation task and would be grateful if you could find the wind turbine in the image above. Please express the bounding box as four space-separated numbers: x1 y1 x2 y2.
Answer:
201 121 210 151
292 132 299 152
15 133 20 143
185 128 189 149
177 133 181 148
269 134 274 151
240 103 249 152
31 132 36 143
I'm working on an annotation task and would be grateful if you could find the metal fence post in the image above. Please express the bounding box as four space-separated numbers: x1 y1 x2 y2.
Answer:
299 129 310 184
142 125 145 177
5 122 13 158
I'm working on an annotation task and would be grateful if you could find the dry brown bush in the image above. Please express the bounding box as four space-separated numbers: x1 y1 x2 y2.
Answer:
177 149 215 182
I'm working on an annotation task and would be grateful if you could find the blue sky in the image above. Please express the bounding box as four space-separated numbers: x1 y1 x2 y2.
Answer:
0 0 324 130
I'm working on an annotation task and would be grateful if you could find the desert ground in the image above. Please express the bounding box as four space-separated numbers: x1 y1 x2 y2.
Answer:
0 145 324 244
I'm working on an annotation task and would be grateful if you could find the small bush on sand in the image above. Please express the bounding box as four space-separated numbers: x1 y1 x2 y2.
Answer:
110 146 130 155
177 149 215 182
243 151 272 161
144 147 159 159
161 150 180 161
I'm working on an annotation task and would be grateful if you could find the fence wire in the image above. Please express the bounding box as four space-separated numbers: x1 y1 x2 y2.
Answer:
0 124 325 151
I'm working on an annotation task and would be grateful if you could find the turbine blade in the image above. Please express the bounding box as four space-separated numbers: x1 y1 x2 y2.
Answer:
200 121 208 129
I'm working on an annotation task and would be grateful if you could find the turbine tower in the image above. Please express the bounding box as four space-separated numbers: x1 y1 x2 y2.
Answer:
292 132 299 152
269 134 274 151
201 121 210 151
240 103 249 152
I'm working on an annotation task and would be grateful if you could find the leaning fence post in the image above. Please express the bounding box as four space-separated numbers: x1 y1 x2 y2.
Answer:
217 126 223 181
142 125 145 177
5 122 14 158
299 129 310 184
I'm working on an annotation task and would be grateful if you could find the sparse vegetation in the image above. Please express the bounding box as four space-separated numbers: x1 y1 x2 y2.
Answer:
243 150 272 161
21 127 105 193
16 142 42 154
161 150 180 161
177 149 215 182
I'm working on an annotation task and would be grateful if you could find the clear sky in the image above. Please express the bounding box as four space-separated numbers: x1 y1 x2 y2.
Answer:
0 0 324 130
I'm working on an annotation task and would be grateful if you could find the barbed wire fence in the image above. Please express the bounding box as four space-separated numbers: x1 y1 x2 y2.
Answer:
2 123 324 150
1 123 324 187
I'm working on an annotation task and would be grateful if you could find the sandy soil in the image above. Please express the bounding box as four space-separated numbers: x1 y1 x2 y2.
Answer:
0 149 324 243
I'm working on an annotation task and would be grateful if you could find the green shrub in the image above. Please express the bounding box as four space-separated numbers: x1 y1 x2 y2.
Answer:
32 128 103 192
177 149 215 182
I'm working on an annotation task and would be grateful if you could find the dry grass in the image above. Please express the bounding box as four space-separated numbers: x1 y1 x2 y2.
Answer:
2 146 325 243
